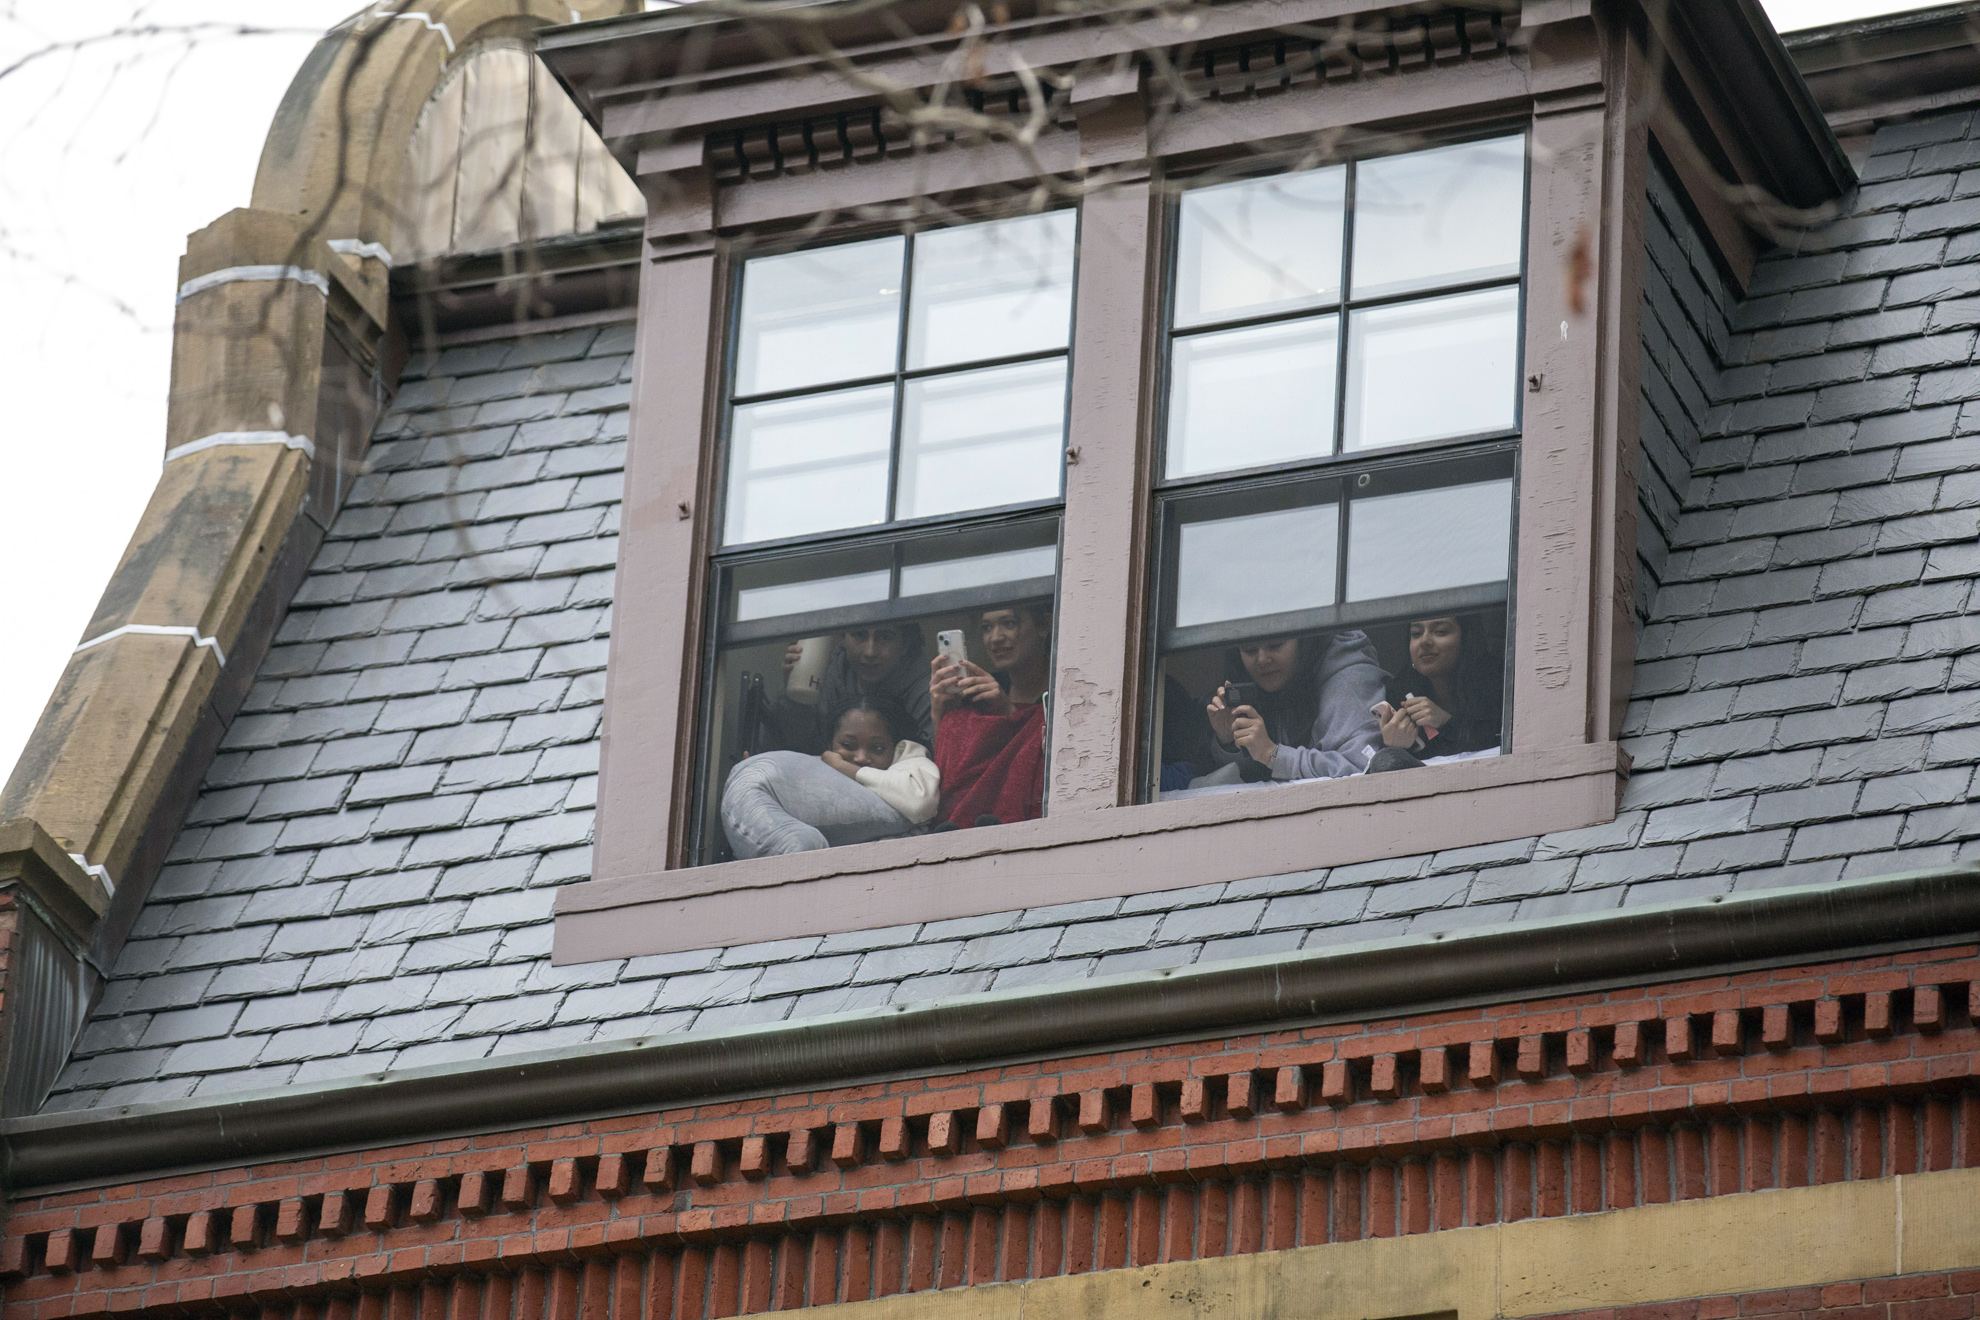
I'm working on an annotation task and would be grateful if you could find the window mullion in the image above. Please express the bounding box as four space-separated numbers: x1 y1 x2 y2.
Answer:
1049 181 1155 814
886 236 914 523
1335 159 1357 458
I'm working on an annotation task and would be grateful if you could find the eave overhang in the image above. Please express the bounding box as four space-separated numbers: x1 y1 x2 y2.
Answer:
536 0 1854 213
1785 0 1980 135
7 865 1976 1195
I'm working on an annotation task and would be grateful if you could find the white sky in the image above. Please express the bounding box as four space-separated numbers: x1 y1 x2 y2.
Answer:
0 0 1955 795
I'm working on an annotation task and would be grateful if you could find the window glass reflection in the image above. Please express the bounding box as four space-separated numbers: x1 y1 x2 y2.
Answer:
1343 287 1519 451
898 359 1066 520
901 544 1058 598
1174 502 1338 629
1174 167 1345 328
1167 316 1338 479
736 570 892 623
1344 478 1514 601
735 237 905 396
907 211 1076 370
1351 136 1525 299
725 384 894 545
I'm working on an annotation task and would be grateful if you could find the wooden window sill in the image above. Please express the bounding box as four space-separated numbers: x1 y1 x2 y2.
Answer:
553 741 1626 961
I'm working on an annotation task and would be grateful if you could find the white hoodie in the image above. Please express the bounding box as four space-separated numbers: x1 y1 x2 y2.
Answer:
852 740 940 824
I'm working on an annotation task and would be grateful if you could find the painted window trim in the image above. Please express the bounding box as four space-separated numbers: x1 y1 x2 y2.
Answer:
568 21 1639 960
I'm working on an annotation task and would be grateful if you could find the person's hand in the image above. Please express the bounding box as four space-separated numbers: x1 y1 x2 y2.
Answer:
1230 706 1275 767
1206 685 1238 746
931 656 964 722
783 642 804 677
954 659 1011 717
932 657 1012 719
1377 703 1420 749
821 749 860 779
1399 695 1450 730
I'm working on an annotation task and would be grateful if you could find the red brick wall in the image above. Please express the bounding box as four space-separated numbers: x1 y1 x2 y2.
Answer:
1530 1269 1980 1320
3 948 1978 1320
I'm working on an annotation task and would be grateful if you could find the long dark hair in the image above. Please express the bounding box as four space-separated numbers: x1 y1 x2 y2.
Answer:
1405 614 1500 720
1221 636 1324 746
826 694 915 745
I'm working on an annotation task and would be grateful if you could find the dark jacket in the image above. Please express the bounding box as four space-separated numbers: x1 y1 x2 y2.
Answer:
765 635 934 753
1385 666 1503 756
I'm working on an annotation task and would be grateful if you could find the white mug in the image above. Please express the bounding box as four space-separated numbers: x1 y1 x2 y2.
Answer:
785 635 833 705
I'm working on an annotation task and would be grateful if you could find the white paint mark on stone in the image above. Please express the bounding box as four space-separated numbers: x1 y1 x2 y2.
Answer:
73 624 227 668
164 432 315 464
175 265 329 304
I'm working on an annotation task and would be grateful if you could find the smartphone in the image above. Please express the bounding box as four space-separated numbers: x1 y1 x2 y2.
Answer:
1371 701 1395 720
1223 681 1264 709
935 629 967 668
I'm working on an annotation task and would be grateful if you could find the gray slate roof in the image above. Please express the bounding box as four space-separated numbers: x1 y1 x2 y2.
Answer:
44 114 1980 1112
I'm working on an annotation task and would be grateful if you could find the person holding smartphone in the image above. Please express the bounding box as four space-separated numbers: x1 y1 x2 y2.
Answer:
1202 634 1384 784
926 603 1052 828
1372 614 1503 761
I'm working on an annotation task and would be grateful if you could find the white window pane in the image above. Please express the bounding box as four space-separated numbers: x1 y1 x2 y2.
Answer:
736 570 891 622
1343 287 1519 452
1175 502 1339 628
1166 316 1337 479
724 384 894 545
900 543 1058 598
898 359 1065 519
1351 136 1526 299
907 212 1076 370
1345 478 1513 602
735 236 904 395
1175 166 1345 328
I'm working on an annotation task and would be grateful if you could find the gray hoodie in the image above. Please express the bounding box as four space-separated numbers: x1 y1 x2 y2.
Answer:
1208 631 1386 781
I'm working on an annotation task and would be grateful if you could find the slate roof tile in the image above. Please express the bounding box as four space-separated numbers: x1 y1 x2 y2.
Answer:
1361 874 1470 919
398 930 509 974
1257 887 1368 929
949 929 1060 972
1097 946 1199 976
855 942 964 983
1054 916 1164 957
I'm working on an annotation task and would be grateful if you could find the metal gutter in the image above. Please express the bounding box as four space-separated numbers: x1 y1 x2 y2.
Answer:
6 865 1977 1193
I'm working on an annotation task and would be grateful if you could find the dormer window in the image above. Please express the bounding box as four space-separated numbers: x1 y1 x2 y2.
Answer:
541 0 1718 953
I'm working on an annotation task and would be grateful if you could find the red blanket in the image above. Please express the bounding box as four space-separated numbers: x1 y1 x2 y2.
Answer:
934 703 1046 827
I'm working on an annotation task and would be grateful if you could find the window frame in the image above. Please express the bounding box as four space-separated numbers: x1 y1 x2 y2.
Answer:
688 208 1084 865
1137 135 1532 801
712 213 1084 555
568 15 1642 961
1152 137 1532 486
688 508 1069 864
